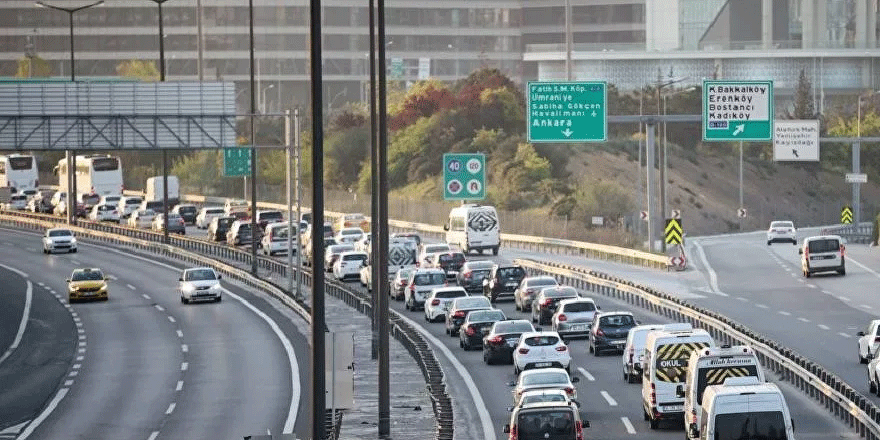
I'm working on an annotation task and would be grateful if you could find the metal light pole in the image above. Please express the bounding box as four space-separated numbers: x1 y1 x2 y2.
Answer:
377 0 391 434
294 108 302 301
661 86 695 222
260 84 275 114
637 89 643 240
285 110 293 295
369 0 380 361
654 75 688 252
564 0 572 81
855 90 879 226
248 0 258 275
147 0 172 244
36 0 104 225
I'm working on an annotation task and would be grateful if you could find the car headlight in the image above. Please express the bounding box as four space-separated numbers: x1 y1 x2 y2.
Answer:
181 285 195 293
70 238 77 244
69 285 79 291
99 284 108 292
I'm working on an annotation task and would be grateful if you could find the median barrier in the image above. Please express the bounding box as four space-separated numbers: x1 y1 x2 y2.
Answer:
516 257 880 440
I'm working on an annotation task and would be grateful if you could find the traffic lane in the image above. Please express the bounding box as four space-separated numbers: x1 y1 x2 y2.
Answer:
0 263 76 432
0 265 28 363
4 240 183 440
67 242 304 439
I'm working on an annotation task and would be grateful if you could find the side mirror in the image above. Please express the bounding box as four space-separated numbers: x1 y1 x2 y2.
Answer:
482 279 489 286
675 384 685 398
858 331 866 336
798 248 803 255
217 274 222 279
443 224 449 231
65 279 71 282
535 327 543 332
571 376 580 383
506 406 514 412
869 352 875 360
582 419 590 428
502 424 510 434
178 277 184 281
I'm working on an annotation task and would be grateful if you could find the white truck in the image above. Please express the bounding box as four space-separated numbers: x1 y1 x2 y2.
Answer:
145 175 180 205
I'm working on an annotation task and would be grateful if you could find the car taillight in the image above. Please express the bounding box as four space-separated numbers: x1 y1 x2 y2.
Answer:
466 325 476 336
556 345 567 352
526 288 535 295
487 335 503 345
453 310 466 318
688 409 697 424
565 387 574 396
518 348 529 354
575 421 583 440
509 424 517 440
558 314 567 322
409 283 415 292
650 383 656 405
431 299 440 306
596 329 605 337
841 244 846 257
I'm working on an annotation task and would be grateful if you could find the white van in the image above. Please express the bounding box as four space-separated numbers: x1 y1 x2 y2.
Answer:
799 235 845 277
679 345 764 439
642 329 715 429
696 377 795 440
444 204 500 256
261 222 294 256
622 322 692 383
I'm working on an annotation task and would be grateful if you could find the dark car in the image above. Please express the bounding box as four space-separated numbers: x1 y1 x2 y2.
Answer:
531 286 579 326
588 311 638 356
483 264 526 302
456 260 495 293
483 319 536 365
208 216 236 241
391 232 422 247
444 296 492 336
432 251 467 280
173 204 198 225
459 308 507 351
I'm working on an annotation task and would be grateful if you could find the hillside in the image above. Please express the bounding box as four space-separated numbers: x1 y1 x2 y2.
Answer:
566 144 880 236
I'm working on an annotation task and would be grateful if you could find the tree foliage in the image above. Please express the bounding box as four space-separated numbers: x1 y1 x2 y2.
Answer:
787 69 816 119
116 60 159 81
15 55 51 78
569 182 633 226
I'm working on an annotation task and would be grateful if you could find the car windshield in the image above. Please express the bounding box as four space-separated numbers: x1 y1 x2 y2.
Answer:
562 302 595 313
328 245 354 254
713 411 787 440
524 335 560 346
520 393 567 405
184 269 217 281
439 254 466 264
494 321 534 334
455 297 490 309
126 198 142 205
414 273 447 285
342 254 366 262
468 310 505 322
808 238 840 253
179 206 197 214
207 208 224 214
434 290 467 299
218 218 235 227
599 315 635 327
425 245 449 253
49 229 72 237
521 372 569 386
260 211 283 220
770 221 793 229
237 223 252 232
72 270 103 281
517 410 575 436
397 268 414 280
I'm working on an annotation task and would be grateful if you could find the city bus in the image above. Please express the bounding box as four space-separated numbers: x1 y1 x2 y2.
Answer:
56 154 124 197
0 154 39 193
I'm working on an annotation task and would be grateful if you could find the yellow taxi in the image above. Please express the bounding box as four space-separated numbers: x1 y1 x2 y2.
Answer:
67 268 109 302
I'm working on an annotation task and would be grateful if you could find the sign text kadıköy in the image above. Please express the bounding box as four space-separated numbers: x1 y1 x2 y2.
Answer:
703 80 773 141
527 81 607 142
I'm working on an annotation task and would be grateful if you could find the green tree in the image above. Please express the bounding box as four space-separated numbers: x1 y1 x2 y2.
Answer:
570 181 633 226
116 60 159 81
171 151 222 194
15 55 51 78
788 69 816 119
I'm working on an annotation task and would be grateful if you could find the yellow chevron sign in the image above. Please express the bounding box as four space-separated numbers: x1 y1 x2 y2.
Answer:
654 342 710 382
704 367 755 385
841 206 853 224
665 218 683 245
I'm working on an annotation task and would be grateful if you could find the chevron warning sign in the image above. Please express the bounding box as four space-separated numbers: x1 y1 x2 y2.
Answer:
665 218 683 245
654 341 711 383
841 206 853 224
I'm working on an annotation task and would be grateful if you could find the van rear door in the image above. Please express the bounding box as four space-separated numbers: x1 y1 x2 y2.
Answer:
466 207 499 247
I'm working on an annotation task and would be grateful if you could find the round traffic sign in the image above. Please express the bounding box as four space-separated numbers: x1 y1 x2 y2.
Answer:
466 158 482 174
447 159 462 173
447 179 463 195
466 179 482 195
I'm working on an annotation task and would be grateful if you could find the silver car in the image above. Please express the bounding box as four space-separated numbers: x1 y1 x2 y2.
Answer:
551 298 598 340
178 267 223 304
42 228 77 254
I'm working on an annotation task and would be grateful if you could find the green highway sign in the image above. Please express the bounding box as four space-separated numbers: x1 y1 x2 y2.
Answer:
223 147 252 177
443 153 485 201
527 81 606 143
703 80 773 141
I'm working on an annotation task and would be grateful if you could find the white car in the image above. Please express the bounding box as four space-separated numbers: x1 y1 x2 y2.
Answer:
89 203 120 222
424 286 469 322
868 345 880 395
510 368 579 406
178 267 223 304
767 220 797 245
404 268 448 311
119 195 143 218
333 251 368 281
334 227 365 244
196 207 226 229
858 319 880 363
128 209 157 229
551 298 598 340
513 331 571 375
99 194 122 207
3 194 27 210
325 244 355 272
42 228 77 254
417 242 452 265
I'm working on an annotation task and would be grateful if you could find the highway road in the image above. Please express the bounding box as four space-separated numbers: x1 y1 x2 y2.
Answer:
0 228 309 440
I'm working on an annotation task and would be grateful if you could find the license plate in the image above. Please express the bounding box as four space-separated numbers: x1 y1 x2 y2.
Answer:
506 282 518 287
614 340 625 345
570 325 586 331
535 362 552 367
662 404 683 412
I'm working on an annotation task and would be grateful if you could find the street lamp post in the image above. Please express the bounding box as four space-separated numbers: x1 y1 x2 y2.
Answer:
654 75 688 252
260 84 275 114
35 0 104 226
327 89 347 120
855 89 880 227
147 0 172 244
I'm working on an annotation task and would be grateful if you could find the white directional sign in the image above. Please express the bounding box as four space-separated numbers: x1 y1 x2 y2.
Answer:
774 120 819 161
671 209 681 220
738 208 748 218
846 173 868 184
703 80 773 141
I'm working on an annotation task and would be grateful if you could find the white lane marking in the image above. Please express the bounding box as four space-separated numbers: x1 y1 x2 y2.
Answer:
737 297 748 302
78 341 87 347
839 332 851 338
600 390 618 406
621 416 636 434
807 284 817 288
778 311 791 316
797 278 805 283
181 362 189 371
848 256 880 278
78 348 86 354
822 290 832 295
181 344 188 353
394 312 495 439
818 324 830 330
76 356 83 361
68 371 78 377
70 259 81 265
127 284 136 290
72 363 81 369
16 387 69 440
577 367 595 381
154 304 165 312
36 282 44 286
176 380 184 391
756 304 768 309
142 294 151 300
168 316 176 323
0 264 33 367
693 241 728 296
80 238 303 435
77 328 84 334
839 296 851 302
147 432 160 440
64 380 74 386
107 275 118 280
165 403 176 414
78 335 86 341
862 304 873 310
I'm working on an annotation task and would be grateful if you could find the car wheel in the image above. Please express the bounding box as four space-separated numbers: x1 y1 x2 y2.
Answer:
424 313 430 322
514 365 520 375
588 342 594 353
492 246 499 256
484 351 493 365
792 239 797 245
860 348 868 364
215 296 222 303
839 267 846 276
649 417 658 430
871 378 877 394
181 296 189 304
459 339 464 349
767 240 771 246
623 371 629 382
71 248 77 253
643 407 650 421
804 270 811 278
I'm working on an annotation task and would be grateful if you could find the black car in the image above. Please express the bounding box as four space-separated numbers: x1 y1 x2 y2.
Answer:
459 308 506 351
208 216 236 242
456 260 495 293
531 286 579 326
174 204 198 225
483 264 526 302
483 319 535 365
589 311 638 356
432 251 467 281
444 296 492 336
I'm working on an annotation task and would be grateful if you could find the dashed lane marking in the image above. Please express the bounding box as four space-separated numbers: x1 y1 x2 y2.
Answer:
176 381 184 391
621 417 636 434
147 432 160 440
818 324 830 330
756 304 768 309
807 284 817 288
176 330 184 338
839 332 851 338
127 284 136 290
778 311 791 316
165 403 176 415
142 294 151 300
600 391 618 406
181 344 188 353
181 362 188 371
154 304 165 312
168 316 176 323
577 367 595 381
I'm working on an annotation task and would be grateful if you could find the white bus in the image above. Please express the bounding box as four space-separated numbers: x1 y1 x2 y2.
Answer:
57 154 124 197
0 154 39 193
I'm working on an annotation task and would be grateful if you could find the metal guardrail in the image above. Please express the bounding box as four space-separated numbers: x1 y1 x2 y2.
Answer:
516 258 880 440
822 223 874 244
0 211 453 440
